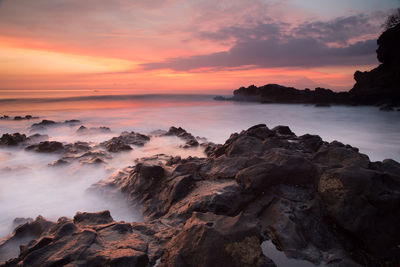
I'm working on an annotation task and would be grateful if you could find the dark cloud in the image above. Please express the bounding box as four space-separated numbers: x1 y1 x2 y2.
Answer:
196 22 284 42
142 36 377 71
292 14 380 45
142 13 380 71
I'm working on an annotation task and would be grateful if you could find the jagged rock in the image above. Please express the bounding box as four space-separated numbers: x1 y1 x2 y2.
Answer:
25 141 64 153
76 125 111 135
0 212 150 267
30 119 57 130
101 131 150 152
30 119 81 131
231 84 350 104
164 126 199 148
0 216 55 263
272 125 295 136
0 133 27 146
3 125 400 266
162 212 275 267
103 140 132 153
350 24 400 105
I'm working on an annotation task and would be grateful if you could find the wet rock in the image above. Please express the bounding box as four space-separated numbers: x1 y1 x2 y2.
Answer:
102 131 150 152
30 119 81 131
1 212 151 267
76 125 111 135
25 141 64 153
5 124 400 266
162 212 275 267
73 210 114 226
103 140 132 152
272 125 295 136
0 133 27 146
0 115 38 121
30 119 57 130
164 126 199 148
318 167 400 261
0 216 55 263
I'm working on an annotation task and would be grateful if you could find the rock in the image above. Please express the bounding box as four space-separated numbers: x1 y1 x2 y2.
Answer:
1 212 150 266
30 119 57 130
350 24 400 105
25 141 64 153
164 126 199 148
4 124 400 266
272 125 295 136
101 131 150 152
76 125 111 135
226 25 400 106
318 167 400 261
103 140 132 152
0 216 55 263
0 133 27 146
231 84 350 104
73 210 114 226
13 115 37 120
162 212 275 267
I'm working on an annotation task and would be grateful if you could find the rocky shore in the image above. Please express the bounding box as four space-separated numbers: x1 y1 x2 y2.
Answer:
216 24 400 108
1 124 399 266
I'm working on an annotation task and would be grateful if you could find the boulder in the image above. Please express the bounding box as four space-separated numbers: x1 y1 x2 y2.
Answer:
25 141 64 153
0 133 27 146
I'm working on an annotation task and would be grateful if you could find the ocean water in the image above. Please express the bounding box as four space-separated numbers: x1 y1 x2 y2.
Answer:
0 94 399 265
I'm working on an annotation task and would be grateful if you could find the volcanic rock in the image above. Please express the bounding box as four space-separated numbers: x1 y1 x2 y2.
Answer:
25 141 64 153
3 124 400 266
0 133 27 146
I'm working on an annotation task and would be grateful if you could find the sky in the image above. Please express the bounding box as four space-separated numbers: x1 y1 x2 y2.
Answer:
0 0 399 97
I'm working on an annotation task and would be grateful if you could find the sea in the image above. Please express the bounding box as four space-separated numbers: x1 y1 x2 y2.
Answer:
0 94 399 266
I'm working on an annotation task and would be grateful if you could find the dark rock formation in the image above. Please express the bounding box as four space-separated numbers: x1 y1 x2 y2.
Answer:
0 212 149 267
101 131 150 152
0 115 38 121
0 133 27 146
30 119 82 131
25 141 64 153
2 125 400 266
76 125 111 135
164 126 199 148
221 24 400 106
229 84 350 104
350 24 400 105
29 119 57 131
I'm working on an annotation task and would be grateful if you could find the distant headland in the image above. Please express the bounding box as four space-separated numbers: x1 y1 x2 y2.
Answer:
216 23 400 109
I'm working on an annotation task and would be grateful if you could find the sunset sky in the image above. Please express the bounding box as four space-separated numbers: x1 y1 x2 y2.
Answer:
0 0 399 98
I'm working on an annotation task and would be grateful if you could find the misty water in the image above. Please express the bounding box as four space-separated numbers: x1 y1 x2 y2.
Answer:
1 94 399 265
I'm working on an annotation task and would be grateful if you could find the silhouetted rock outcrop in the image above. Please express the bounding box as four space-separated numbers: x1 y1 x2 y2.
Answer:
230 84 350 104
350 24 400 105
222 24 400 106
